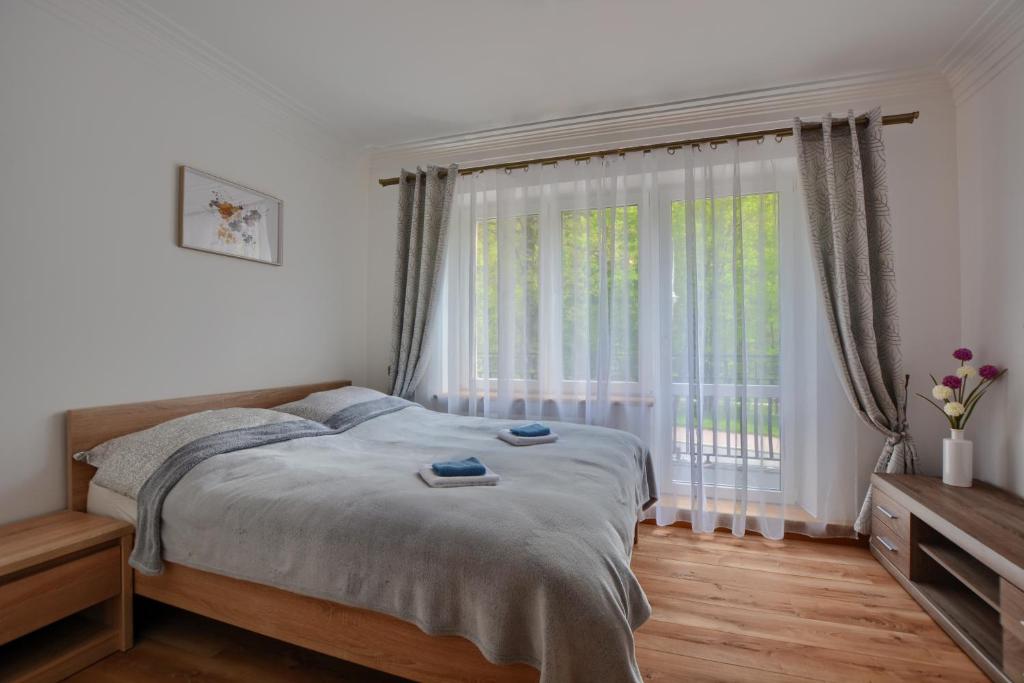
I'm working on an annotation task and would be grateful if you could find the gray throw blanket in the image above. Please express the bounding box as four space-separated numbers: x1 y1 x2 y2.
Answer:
144 403 655 682
322 395 414 429
131 397 413 574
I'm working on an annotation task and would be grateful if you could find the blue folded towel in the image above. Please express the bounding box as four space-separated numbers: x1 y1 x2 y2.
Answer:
510 422 551 438
431 456 487 477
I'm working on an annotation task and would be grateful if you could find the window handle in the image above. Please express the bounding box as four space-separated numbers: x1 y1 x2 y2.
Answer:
876 505 897 520
877 536 897 553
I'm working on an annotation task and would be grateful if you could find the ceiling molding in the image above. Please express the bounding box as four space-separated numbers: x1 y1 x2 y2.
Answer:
368 68 948 167
940 0 1024 105
25 0 350 160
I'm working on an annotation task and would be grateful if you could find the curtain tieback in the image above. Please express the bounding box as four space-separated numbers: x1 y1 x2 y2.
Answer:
882 428 916 474
889 431 909 441
886 421 911 442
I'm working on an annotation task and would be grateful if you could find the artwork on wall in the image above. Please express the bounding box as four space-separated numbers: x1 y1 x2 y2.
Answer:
179 166 283 265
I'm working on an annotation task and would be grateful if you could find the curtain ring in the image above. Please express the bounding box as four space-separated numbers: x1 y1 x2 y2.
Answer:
710 142 718 150
695 143 702 151
775 133 784 143
504 167 513 175
666 147 676 155
756 136 765 145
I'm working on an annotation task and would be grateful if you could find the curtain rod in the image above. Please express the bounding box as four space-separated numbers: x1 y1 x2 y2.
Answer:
377 111 919 187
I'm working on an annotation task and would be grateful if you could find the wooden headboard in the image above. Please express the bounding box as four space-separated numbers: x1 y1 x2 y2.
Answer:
66 380 351 512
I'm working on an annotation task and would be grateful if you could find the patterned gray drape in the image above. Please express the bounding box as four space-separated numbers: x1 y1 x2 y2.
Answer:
793 109 917 535
389 165 458 399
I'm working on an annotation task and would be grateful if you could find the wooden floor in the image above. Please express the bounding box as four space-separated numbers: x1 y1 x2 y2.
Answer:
68 524 986 682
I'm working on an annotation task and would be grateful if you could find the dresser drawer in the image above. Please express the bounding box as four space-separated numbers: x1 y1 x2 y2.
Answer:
871 523 910 578
0 544 120 644
1004 579 1024 644
1006 628 1024 683
871 487 910 541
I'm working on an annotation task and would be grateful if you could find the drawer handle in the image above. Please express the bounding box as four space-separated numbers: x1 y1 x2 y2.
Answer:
876 505 898 520
877 537 898 553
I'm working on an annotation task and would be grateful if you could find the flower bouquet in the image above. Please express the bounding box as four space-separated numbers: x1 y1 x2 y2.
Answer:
916 348 1006 486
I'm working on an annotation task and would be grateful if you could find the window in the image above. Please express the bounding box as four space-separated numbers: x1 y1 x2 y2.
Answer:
561 205 639 382
670 194 779 385
473 206 639 383
474 215 539 380
670 192 781 491
466 190 781 488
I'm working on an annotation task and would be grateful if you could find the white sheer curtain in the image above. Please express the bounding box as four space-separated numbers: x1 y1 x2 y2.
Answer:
420 138 869 538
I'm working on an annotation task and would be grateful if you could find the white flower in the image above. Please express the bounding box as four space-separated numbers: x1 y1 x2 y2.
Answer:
944 401 966 417
932 384 954 401
956 365 977 379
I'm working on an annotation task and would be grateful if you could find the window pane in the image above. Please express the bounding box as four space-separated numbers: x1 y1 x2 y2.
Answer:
474 219 497 380
561 205 638 381
670 193 781 491
474 215 539 380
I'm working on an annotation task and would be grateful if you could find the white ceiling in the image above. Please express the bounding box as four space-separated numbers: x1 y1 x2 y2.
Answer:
143 0 991 148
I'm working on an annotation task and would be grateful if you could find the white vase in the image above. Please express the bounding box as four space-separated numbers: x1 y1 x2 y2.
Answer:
942 429 973 487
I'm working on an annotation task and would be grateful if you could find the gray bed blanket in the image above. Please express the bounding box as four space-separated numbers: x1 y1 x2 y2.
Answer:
152 405 656 682
131 397 414 574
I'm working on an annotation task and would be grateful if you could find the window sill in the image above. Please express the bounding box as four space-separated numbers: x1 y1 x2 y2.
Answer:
431 391 655 408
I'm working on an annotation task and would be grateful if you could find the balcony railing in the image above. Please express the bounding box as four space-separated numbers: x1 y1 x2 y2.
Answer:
671 389 781 462
469 350 783 487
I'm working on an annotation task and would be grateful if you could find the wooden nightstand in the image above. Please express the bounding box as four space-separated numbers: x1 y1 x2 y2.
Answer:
0 511 133 682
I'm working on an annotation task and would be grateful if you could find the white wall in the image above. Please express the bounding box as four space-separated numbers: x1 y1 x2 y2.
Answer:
0 2 369 524
366 84 964 479
955 51 1024 497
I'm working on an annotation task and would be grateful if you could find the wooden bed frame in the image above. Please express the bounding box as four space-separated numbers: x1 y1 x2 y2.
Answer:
66 381 538 683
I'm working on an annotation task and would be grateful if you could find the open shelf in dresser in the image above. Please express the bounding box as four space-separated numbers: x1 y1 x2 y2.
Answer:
919 539 1001 610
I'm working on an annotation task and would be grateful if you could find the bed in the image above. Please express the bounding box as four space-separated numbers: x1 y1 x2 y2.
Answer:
67 381 655 682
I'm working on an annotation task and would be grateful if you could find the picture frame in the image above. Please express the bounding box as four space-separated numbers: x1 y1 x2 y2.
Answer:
178 166 283 266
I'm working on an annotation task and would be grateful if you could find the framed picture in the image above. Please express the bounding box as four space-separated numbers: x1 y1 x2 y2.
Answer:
179 166 283 265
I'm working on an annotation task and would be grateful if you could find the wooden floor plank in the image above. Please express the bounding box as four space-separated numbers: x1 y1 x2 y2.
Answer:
633 572 944 636
643 524 879 565
68 524 984 682
638 533 891 583
637 619 984 682
645 591 981 668
635 545 884 584
635 645 817 682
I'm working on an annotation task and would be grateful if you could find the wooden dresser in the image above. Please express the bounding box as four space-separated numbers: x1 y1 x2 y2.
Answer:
870 474 1024 683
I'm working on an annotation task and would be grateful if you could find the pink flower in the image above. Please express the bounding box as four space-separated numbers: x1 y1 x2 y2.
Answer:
942 375 962 389
953 348 974 361
979 365 1001 381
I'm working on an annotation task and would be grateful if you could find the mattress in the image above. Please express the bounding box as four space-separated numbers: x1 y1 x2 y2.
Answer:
87 479 137 525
